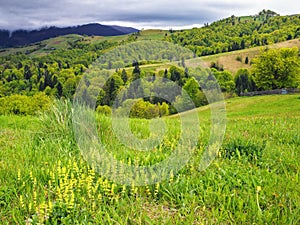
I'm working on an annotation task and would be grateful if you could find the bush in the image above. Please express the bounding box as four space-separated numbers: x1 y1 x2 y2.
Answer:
0 93 51 115
96 105 112 116
210 61 224 71
130 99 160 119
158 102 169 117
115 99 162 119
234 68 256 95
236 56 242 62
252 48 300 90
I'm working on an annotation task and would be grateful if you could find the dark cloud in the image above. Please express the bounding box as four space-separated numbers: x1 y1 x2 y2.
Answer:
0 0 298 30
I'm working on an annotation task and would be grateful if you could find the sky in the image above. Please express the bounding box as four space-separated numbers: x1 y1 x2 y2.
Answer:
0 0 299 31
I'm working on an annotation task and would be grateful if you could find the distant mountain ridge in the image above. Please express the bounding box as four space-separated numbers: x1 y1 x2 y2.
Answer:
0 23 139 48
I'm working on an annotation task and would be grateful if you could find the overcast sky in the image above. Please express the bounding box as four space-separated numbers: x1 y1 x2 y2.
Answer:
0 0 299 31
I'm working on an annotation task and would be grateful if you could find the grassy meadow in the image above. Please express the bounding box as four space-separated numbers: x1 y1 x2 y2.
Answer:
198 39 300 74
0 94 299 224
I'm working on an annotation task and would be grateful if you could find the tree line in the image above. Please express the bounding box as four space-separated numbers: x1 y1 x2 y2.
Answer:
171 10 300 56
1 47 299 117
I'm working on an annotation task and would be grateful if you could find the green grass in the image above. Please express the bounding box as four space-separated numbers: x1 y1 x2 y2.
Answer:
180 94 300 119
136 29 169 40
77 29 169 45
225 95 300 117
0 95 299 224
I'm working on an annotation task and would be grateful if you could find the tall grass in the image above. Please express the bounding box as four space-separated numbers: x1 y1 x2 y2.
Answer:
0 95 299 224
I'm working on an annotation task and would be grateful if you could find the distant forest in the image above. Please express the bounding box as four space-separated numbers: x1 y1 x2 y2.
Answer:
172 10 300 56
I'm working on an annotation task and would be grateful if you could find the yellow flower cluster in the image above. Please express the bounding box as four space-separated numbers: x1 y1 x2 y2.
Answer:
21 158 162 224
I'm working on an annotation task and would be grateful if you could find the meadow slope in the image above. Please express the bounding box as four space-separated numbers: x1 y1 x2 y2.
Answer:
0 94 299 224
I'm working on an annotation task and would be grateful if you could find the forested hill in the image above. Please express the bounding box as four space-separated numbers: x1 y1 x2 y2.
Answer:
0 24 138 48
171 10 300 56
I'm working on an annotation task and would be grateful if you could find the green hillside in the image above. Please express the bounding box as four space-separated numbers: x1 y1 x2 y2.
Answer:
0 30 170 57
1 94 299 223
0 34 84 57
177 93 300 119
191 38 300 74
172 10 300 56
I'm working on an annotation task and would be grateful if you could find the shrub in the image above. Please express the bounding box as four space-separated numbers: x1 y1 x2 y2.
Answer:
158 102 169 117
130 99 160 119
236 56 242 62
210 61 224 71
115 99 161 119
0 93 51 115
96 105 112 116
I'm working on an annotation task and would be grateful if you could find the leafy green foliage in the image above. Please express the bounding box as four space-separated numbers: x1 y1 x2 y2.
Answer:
252 48 300 90
235 68 256 95
130 99 160 119
211 68 235 93
0 41 116 98
96 105 112 116
96 41 193 69
172 11 300 56
0 92 51 115
116 99 169 119
183 77 207 108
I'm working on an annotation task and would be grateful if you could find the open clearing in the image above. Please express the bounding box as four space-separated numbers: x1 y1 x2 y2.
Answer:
0 94 299 224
